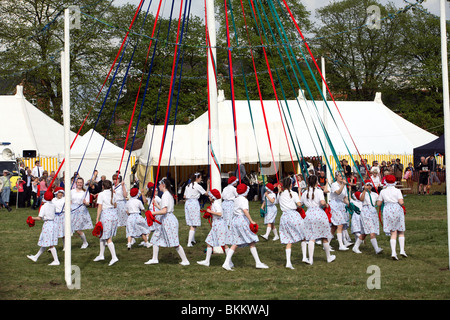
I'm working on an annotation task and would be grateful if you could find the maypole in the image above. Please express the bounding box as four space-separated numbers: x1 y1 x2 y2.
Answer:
439 0 450 270
206 0 222 195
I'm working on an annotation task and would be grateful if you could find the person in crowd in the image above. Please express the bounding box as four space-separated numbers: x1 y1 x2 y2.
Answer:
416 156 430 195
24 168 33 207
428 154 441 187
31 160 43 179
1 170 13 207
404 163 414 194
393 159 404 183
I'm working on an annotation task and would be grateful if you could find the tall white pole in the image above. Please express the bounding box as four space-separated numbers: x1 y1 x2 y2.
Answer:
206 0 222 196
321 56 331 192
63 8 72 287
439 0 450 270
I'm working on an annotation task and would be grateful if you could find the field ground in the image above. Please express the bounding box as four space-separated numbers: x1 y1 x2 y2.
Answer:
0 192 449 302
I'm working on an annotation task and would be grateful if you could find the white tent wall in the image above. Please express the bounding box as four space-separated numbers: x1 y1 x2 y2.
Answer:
58 129 133 187
0 85 76 158
137 90 438 184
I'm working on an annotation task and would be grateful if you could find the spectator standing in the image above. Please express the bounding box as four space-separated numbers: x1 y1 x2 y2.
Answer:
428 154 441 186
24 168 33 207
403 163 414 194
393 159 404 183
416 156 430 195
1 170 13 207
31 160 43 179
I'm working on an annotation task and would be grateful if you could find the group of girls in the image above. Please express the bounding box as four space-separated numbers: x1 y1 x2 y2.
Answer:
27 169 406 270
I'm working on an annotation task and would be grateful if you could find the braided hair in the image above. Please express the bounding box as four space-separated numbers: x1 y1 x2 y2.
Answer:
282 177 293 198
306 175 318 200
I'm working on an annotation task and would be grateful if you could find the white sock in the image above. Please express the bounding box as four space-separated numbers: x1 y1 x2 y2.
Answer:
301 241 307 260
176 246 189 263
250 246 262 265
285 248 292 266
370 238 379 251
205 247 212 263
80 233 88 245
49 247 59 263
398 236 405 253
99 240 106 257
390 239 397 256
272 228 278 238
223 249 234 266
337 233 345 247
152 245 159 261
107 242 117 260
188 230 195 245
264 226 271 237
35 247 46 259
323 242 331 259
354 238 363 251
308 240 315 263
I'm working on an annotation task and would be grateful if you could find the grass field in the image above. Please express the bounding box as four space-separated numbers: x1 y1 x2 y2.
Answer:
0 193 449 301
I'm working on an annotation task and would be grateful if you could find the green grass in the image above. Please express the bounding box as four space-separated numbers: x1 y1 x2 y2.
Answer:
0 193 449 300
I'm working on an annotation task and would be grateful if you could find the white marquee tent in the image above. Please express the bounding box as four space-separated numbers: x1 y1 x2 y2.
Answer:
138 90 438 170
58 128 132 185
0 85 76 158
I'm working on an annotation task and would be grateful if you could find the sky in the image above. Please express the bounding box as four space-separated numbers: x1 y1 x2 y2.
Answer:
113 0 450 20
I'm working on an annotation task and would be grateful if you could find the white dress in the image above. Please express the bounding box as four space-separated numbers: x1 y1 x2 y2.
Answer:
52 197 65 238
229 195 258 247
360 191 379 235
278 190 305 244
221 184 237 227
184 182 206 227
377 186 405 234
204 201 232 247
126 197 151 238
97 190 118 240
301 187 332 241
114 183 128 227
263 191 278 225
70 189 93 232
329 182 348 227
150 191 180 247
37 202 58 247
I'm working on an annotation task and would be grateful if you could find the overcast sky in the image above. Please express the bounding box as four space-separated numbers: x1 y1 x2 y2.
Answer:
113 0 449 19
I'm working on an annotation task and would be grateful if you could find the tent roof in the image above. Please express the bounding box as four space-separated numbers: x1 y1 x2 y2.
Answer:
138 91 438 167
413 134 445 156
0 86 76 157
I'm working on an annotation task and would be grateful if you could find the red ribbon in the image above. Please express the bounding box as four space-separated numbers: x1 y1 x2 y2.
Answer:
201 206 212 227
324 206 332 223
296 207 306 219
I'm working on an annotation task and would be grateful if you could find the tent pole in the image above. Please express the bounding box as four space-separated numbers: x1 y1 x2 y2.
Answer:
63 8 72 288
206 0 222 195
440 0 450 270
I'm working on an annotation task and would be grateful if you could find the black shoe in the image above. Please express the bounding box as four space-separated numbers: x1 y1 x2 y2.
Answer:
6 206 12 212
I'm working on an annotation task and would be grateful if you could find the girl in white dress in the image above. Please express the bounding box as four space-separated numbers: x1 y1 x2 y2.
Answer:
278 178 307 269
222 183 268 271
197 189 231 267
301 175 335 265
94 180 119 266
27 191 60 266
52 187 65 247
71 177 92 249
113 173 128 227
183 172 209 247
352 181 383 254
329 172 350 251
126 187 151 249
145 178 190 266
144 182 161 233
260 183 279 241
376 175 406 260
221 176 238 227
